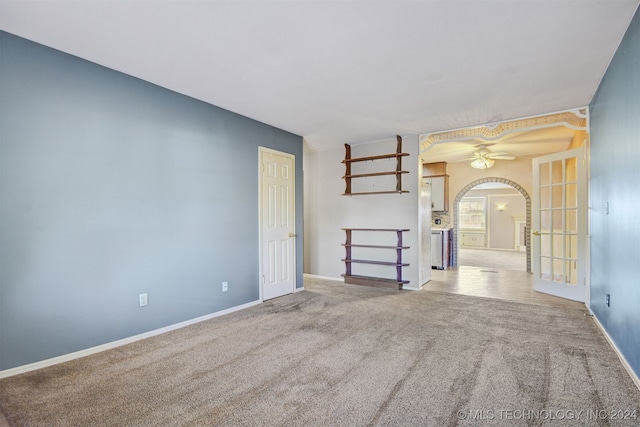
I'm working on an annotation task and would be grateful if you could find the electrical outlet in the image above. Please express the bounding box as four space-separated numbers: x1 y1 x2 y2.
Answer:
606 293 610 307
222 281 228 292
139 293 148 307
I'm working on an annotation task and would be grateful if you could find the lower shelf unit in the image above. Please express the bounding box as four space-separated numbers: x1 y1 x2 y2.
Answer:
341 228 410 290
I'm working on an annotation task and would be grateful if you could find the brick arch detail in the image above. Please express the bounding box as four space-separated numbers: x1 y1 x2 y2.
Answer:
452 177 531 273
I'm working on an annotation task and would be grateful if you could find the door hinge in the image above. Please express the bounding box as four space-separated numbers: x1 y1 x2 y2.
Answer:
261 275 265 284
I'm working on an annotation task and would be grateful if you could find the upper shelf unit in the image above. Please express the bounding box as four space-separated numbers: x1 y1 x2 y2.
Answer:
342 135 410 195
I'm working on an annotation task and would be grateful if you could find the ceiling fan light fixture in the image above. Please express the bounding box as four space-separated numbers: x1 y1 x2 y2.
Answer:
470 157 495 169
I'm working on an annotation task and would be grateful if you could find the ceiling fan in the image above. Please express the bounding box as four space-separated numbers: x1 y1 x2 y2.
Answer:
468 145 515 169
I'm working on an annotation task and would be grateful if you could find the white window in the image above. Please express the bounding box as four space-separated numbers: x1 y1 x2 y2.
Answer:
459 197 486 230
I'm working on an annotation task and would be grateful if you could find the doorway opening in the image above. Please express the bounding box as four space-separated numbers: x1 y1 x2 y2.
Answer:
453 178 531 272
419 109 589 304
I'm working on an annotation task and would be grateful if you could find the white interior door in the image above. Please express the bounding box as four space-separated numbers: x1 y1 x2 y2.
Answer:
532 147 586 302
260 148 296 300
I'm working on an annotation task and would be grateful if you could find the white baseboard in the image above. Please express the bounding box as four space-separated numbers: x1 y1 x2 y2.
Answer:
0 299 261 379
590 313 640 392
303 273 342 282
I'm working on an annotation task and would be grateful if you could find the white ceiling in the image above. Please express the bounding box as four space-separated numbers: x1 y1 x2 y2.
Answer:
1 1 638 152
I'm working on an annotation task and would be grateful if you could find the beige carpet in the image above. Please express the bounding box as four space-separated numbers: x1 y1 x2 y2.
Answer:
1 277 639 426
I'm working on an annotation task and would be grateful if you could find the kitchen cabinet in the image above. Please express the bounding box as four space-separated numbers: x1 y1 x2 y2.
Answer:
423 162 449 212
461 232 486 248
424 176 449 212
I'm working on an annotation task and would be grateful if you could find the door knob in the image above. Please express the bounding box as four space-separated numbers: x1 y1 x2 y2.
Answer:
532 231 541 236
288 232 297 238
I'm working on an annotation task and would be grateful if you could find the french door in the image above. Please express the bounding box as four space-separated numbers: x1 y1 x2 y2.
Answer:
532 147 586 302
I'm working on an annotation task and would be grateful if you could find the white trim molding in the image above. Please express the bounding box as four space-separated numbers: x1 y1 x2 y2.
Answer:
0 300 261 379
303 273 343 282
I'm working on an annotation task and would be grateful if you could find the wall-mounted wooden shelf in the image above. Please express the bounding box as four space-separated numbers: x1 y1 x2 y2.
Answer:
341 228 410 290
342 135 409 195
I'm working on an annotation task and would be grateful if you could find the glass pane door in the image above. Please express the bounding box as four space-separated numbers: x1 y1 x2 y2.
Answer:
532 148 585 302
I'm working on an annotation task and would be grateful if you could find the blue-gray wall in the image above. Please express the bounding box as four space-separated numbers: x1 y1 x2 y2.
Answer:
589 6 640 378
0 32 303 371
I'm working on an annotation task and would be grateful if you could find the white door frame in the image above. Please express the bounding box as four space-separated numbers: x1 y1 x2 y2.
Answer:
258 147 296 301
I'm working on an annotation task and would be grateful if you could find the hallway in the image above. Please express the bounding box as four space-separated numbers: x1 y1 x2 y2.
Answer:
423 266 585 310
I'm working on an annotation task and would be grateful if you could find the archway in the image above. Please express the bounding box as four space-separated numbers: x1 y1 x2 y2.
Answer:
452 177 531 273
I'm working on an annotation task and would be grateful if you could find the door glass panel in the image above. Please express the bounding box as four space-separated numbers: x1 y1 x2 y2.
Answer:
553 235 564 257
565 235 577 258
540 210 551 233
541 234 551 257
540 162 550 186
553 258 564 282
552 160 563 184
540 187 550 209
541 257 551 279
566 209 577 233
566 183 577 208
552 185 563 208
552 210 563 231
565 260 577 284
566 157 577 182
